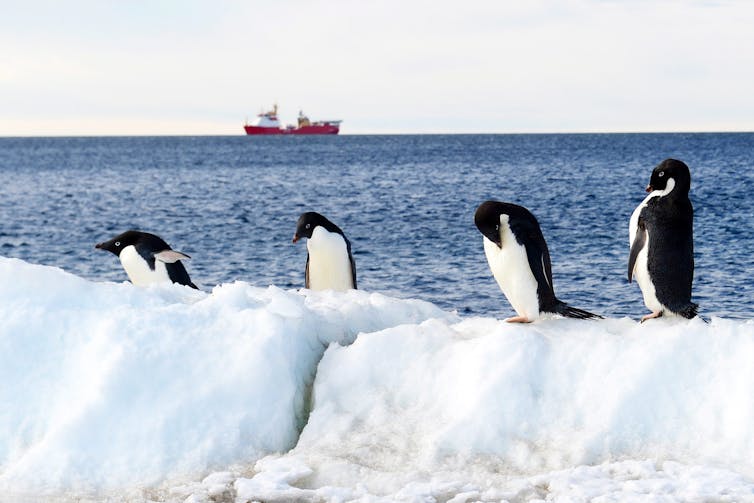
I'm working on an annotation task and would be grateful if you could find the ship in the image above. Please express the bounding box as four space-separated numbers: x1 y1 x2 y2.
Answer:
244 105 342 135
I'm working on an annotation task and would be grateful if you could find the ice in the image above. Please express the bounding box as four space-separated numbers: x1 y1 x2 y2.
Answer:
0 256 451 498
234 316 754 501
2 256 754 501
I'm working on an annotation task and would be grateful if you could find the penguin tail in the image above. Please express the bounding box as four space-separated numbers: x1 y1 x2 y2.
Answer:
677 303 699 320
553 301 603 320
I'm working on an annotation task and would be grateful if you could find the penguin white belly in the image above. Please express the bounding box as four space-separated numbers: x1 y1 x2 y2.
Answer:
119 245 171 286
633 230 663 313
630 194 667 313
483 236 540 320
307 227 354 291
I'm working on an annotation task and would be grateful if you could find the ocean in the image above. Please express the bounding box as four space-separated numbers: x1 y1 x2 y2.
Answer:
3 133 754 500
1 133 752 319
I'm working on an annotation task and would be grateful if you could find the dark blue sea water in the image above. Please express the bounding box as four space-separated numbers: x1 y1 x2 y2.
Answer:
1 134 752 319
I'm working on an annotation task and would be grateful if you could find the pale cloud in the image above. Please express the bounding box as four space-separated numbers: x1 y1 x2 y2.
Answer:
1 0 753 135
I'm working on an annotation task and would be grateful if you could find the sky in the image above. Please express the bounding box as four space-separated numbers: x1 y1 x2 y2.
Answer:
1 0 754 135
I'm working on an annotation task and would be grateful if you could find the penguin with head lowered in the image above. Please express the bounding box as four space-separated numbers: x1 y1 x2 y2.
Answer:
628 158 697 322
474 200 601 322
292 212 356 291
95 230 198 289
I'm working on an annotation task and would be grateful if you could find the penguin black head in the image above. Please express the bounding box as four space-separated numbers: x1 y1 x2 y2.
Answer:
474 200 519 248
646 158 691 195
475 200 541 248
95 230 148 257
292 212 344 243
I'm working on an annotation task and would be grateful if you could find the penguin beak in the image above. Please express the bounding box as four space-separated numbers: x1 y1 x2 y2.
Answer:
95 242 105 249
292 234 300 244
645 184 653 193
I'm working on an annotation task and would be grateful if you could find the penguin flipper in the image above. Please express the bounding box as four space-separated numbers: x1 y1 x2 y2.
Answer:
628 217 647 282
519 229 557 308
344 237 357 289
349 253 358 290
553 301 603 320
305 253 311 289
155 249 191 263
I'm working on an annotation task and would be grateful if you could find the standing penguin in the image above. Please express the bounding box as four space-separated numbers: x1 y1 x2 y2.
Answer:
474 200 601 322
95 230 198 289
292 212 357 291
628 158 697 321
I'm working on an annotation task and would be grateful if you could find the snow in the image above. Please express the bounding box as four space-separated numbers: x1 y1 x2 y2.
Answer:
2 255 754 502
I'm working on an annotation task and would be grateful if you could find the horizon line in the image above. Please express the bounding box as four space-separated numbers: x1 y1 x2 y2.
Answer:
1 130 753 139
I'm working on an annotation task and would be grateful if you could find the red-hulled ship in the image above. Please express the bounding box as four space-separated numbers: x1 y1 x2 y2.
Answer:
244 105 342 135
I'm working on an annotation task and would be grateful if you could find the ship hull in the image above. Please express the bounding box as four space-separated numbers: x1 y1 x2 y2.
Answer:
244 124 340 135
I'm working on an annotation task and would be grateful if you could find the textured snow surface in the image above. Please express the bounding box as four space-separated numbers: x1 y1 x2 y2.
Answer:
2 256 754 502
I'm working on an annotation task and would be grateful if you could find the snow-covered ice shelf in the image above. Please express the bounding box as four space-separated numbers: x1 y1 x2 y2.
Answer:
1 256 753 502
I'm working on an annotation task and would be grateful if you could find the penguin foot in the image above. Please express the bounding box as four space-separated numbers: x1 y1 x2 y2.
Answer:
505 316 532 323
640 311 663 323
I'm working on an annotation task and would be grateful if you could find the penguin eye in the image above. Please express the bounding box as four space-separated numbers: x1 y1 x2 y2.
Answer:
115 241 121 247
658 171 665 177
495 225 499 231
305 224 311 229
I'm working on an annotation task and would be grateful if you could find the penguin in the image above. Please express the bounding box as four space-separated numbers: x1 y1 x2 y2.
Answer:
292 212 357 291
474 200 601 322
628 158 697 322
95 230 198 289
